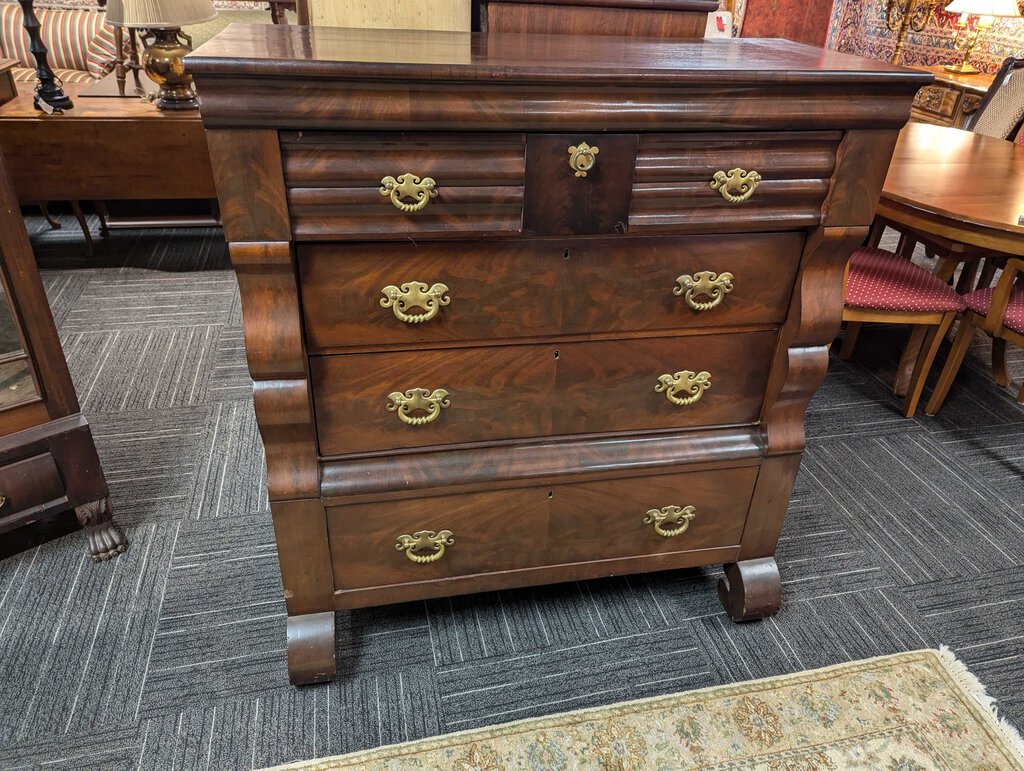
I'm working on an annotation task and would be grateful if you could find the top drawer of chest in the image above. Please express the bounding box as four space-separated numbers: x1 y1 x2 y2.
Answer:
280 131 841 240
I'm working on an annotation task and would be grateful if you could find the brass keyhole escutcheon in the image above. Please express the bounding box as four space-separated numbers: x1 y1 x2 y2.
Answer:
0 492 6 509
644 505 696 537
380 173 438 212
386 388 450 426
396 530 454 563
380 282 451 324
655 370 712 406
674 271 735 311
568 142 599 177
710 168 761 203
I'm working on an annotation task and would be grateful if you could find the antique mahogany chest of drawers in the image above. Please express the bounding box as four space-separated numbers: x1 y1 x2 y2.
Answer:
190 26 927 684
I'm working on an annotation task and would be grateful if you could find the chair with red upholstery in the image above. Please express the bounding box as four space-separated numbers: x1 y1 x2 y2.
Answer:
926 257 1024 414
841 246 967 417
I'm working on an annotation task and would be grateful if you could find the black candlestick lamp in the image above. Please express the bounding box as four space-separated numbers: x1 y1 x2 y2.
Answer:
17 0 73 113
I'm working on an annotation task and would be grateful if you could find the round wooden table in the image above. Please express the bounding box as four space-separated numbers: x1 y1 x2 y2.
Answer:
877 121 1024 257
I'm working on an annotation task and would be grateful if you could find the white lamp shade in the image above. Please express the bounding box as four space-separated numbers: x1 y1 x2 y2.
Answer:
105 0 217 28
944 0 1021 17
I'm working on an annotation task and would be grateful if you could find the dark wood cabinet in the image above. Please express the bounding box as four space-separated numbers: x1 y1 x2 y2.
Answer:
0 150 126 561
480 0 719 38
189 25 928 685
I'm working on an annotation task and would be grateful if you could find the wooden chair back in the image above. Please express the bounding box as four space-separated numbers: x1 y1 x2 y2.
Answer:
970 56 1024 140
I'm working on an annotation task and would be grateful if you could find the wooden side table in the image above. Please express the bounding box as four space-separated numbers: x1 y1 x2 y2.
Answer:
0 59 17 107
911 66 993 129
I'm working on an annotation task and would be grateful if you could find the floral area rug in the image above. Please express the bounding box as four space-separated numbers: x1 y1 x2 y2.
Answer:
270 648 1024 770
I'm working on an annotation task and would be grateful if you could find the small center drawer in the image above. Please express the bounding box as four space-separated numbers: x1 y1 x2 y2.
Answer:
299 233 802 352
281 132 525 240
310 331 775 456
328 465 758 591
0 452 65 526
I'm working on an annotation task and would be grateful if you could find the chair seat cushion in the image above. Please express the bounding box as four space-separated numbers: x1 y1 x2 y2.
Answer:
845 247 966 313
963 286 1024 334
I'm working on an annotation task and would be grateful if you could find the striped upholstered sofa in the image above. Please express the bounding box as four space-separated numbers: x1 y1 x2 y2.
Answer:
0 2 118 86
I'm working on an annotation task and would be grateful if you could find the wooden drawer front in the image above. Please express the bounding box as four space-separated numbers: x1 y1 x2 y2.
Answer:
300 233 802 353
311 344 555 456
313 331 773 456
328 466 757 591
549 467 756 564
523 134 638 236
629 132 840 233
0 453 65 522
299 241 563 351
553 332 775 435
560 233 802 334
281 132 525 240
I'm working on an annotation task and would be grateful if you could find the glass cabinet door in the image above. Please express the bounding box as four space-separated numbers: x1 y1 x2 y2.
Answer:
0 276 39 410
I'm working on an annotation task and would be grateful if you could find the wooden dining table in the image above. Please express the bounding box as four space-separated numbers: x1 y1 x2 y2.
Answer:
877 121 1024 259
871 121 1024 395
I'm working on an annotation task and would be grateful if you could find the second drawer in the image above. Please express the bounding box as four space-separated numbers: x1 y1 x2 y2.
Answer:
311 331 776 456
299 233 803 352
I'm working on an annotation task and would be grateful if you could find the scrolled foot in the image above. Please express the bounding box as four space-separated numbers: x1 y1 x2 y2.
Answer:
287 611 336 685
718 557 782 622
74 496 128 562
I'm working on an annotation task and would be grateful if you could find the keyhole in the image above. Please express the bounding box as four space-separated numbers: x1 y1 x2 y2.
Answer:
547 490 554 499
554 349 560 359
563 249 570 260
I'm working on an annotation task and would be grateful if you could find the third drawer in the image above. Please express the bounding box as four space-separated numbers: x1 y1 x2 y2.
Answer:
299 232 803 352
311 331 776 456
328 465 758 592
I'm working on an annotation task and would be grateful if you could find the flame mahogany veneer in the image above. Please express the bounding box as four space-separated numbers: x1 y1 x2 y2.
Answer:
189 25 928 685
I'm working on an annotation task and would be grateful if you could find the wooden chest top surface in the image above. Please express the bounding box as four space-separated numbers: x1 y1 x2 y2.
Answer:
188 24 928 86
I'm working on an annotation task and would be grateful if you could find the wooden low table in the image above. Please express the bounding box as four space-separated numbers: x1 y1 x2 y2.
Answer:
0 77 216 212
910 66 993 130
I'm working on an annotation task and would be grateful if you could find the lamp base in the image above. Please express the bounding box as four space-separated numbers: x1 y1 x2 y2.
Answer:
944 62 981 75
154 86 199 111
141 27 199 112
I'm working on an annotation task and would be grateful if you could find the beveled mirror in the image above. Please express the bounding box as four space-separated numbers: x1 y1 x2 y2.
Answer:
0 273 39 409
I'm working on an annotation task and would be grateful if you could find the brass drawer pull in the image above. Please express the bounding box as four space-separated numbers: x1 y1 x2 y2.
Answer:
380 282 451 324
396 529 454 563
644 505 696 537
568 142 599 177
380 173 438 212
655 370 712 406
674 271 734 311
710 168 761 203
386 387 450 425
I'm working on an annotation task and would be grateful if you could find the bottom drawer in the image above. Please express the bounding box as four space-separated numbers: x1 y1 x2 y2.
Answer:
0 453 66 524
328 465 758 592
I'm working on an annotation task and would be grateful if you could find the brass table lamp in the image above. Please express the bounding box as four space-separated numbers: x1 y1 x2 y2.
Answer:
105 0 216 110
943 0 1021 74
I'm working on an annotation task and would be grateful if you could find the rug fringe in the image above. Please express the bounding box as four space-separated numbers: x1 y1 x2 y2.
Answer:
936 645 1024 765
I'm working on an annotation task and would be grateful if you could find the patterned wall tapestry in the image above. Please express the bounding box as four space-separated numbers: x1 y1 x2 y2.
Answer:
826 0 1024 74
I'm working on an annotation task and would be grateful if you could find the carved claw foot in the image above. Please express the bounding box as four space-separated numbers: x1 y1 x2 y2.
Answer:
74 496 128 562
718 557 782 622
287 611 336 685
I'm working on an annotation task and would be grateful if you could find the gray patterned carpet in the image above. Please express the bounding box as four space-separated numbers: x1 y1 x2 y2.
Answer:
2 218 1023 769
